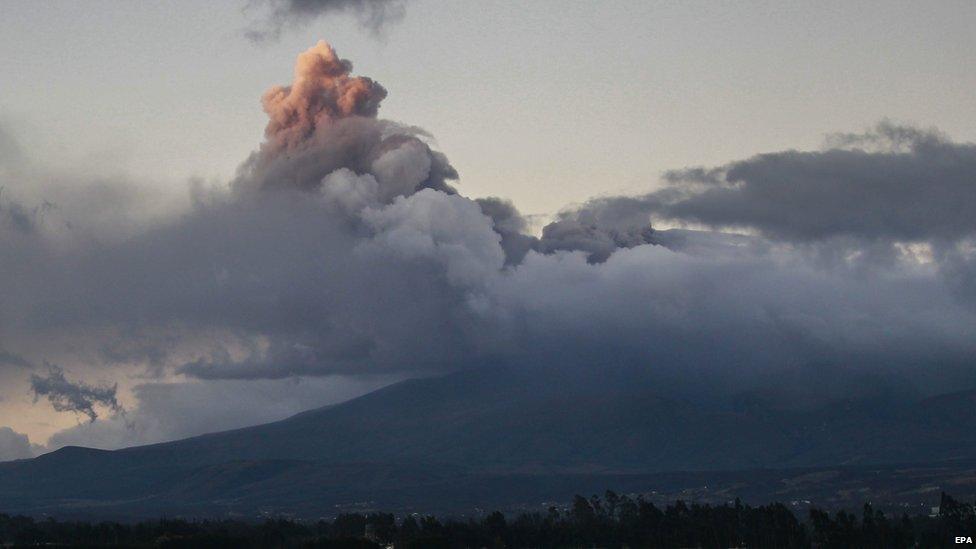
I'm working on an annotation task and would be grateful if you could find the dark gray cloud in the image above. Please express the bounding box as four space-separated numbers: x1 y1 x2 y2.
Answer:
652 121 976 245
0 348 32 369
476 197 537 266
536 206 656 264
246 0 407 42
0 345 34 368
477 196 656 265
0 189 46 235
30 365 124 423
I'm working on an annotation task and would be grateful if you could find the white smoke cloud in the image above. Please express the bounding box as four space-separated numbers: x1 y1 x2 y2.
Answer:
361 189 505 288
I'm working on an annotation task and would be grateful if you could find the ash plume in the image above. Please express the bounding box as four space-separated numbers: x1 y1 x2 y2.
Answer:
261 40 387 152
235 41 457 198
2 42 975 448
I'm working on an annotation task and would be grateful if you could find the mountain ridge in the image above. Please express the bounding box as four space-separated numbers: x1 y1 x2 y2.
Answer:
2 368 975 518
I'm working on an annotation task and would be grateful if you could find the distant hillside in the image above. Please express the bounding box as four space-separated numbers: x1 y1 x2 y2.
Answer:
1 368 975 518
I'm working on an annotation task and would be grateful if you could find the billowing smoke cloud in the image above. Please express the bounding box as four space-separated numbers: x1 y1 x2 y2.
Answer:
246 0 407 42
475 197 538 266
30 365 124 423
536 208 656 264
2 42 976 448
1 42 476 384
476 196 656 265
236 41 457 197
0 427 36 462
260 41 387 152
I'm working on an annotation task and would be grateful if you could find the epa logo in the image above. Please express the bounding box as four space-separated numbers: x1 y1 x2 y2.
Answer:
957 536 974 544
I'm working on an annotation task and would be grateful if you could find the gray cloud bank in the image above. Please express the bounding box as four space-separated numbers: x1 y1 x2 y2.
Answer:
656 122 976 244
570 122 975 250
2 43 976 448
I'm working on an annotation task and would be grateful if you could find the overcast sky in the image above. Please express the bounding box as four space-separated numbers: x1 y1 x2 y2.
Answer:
3 1 974 215
1 0 975 457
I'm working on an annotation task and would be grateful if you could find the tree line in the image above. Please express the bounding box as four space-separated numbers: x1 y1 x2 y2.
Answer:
0 491 973 547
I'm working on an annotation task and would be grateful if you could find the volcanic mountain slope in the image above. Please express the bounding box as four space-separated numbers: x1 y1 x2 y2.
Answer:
1 367 975 518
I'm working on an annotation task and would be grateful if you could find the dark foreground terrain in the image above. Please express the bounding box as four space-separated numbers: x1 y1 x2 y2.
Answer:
1 492 974 548
4 452 976 521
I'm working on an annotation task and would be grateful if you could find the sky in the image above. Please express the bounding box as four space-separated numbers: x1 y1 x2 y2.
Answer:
3 1 974 215
1 0 975 458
